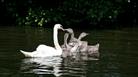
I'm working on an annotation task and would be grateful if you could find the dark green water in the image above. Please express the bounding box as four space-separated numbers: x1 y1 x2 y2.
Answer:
0 26 138 77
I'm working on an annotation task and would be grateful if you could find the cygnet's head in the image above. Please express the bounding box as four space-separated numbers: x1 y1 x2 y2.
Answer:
80 32 89 38
65 28 73 34
54 24 64 31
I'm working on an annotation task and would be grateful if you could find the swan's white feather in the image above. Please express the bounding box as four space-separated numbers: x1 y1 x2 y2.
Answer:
20 24 63 57
20 44 62 58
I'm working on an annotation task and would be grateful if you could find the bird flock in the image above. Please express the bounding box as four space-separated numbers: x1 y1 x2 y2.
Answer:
61 28 99 58
20 24 100 59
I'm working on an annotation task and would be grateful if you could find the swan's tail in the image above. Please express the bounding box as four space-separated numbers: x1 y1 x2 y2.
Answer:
20 50 32 57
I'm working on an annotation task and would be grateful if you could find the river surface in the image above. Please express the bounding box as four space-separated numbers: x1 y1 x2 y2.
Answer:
0 26 138 77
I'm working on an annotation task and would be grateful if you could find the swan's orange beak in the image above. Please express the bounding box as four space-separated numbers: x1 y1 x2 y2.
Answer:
60 26 65 31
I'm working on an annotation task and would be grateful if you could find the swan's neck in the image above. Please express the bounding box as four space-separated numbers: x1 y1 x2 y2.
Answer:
54 27 62 51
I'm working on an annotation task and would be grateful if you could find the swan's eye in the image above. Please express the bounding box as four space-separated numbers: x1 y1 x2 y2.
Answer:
60 25 63 28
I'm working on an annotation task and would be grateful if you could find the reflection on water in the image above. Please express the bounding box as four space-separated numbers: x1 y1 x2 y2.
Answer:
0 26 138 77
20 57 62 76
20 55 99 77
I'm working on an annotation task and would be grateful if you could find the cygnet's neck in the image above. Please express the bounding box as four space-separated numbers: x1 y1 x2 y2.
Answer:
64 33 70 48
70 32 75 40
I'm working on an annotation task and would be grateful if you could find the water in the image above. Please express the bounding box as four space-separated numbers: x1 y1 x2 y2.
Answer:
0 26 138 77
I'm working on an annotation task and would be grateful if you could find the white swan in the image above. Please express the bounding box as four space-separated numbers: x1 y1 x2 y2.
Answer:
20 24 64 57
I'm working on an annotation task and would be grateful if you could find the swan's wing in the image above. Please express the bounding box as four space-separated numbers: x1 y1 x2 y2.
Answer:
20 44 61 57
80 41 88 52
35 44 62 56
36 44 55 51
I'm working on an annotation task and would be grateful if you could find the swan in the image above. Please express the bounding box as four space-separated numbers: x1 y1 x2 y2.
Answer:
61 32 81 57
70 41 80 53
64 28 88 46
64 28 78 47
78 32 89 41
87 43 99 52
61 33 69 50
78 32 100 57
77 32 89 52
61 32 82 57
61 33 71 51
87 43 100 58
61 33 72 57
20 24 64 57
64 29 89 52
64 28 100 58
65 28 89 51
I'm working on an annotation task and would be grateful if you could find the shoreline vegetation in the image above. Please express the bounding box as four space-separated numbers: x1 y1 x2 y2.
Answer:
0 0 136 29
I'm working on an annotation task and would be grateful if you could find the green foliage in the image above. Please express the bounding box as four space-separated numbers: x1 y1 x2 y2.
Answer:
2 0 129 27
85 0 123 26
17 8 46 26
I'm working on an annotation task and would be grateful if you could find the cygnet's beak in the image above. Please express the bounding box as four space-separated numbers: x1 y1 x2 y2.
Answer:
86 33 89 35
64 29 71 34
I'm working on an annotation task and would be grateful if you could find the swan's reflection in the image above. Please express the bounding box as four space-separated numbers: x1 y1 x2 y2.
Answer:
20 55 99 77
20 56 63 76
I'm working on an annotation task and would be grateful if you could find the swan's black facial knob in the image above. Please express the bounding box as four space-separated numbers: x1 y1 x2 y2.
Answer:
60 25 65 31
54 24 64 31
